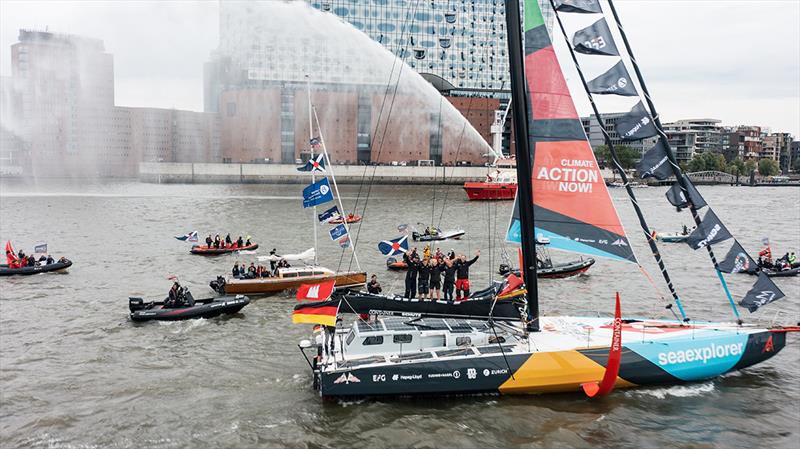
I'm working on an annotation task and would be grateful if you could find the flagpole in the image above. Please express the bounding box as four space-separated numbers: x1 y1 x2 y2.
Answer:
306 76 318 267
312 106 361 272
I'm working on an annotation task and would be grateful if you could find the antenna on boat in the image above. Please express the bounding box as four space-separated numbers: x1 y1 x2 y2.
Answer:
306 75 318 267
505 0 540 332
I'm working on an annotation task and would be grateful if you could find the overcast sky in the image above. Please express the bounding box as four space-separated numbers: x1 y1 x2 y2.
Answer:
1 0 798 136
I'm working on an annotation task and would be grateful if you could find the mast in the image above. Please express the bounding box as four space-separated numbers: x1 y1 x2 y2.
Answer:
605 0 740 322
550 1 688 321
312 106 362 271
505 0 539 332
306 76 318 267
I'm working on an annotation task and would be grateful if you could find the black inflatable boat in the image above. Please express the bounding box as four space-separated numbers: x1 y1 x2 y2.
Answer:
129 294 250 322
0 259 72 276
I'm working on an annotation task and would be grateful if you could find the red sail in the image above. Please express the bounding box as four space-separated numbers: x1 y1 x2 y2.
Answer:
582 292 623 397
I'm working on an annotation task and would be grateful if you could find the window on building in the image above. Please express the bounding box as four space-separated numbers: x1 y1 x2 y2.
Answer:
226 102 236 117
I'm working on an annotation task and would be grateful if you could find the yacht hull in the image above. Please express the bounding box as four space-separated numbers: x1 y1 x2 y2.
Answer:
316 321 785 397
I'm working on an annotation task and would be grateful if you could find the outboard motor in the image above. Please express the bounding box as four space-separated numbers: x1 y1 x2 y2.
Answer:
498 263 511 275
129 297 145 312
209 276 226 294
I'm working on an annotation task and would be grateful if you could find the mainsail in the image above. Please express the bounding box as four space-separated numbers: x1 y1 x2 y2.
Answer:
506 3 635 263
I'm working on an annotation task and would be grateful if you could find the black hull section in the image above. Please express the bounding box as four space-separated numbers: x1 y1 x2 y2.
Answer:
333 291 524 321
130 296 250 322
499 258 594 279
0 260 72 276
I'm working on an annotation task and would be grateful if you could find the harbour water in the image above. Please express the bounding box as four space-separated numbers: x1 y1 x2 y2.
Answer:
1 180 798 448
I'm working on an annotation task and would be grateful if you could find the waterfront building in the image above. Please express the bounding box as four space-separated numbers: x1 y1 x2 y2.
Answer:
661 119 722 163
580 113 656 155
721 125 762 161
761 132 792 169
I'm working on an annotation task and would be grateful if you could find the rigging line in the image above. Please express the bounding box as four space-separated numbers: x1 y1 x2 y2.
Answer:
550 1 687 320
435 32 499 229
343 0 423 271
606 0 740 323
431 94 444 226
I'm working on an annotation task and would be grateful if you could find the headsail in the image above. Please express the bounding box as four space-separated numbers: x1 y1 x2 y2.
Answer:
506 0 635 263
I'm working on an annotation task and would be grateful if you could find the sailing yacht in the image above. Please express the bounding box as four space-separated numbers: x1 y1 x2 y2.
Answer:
295 0 795 397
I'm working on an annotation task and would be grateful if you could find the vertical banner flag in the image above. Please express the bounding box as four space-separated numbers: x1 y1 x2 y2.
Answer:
296 280 336 301
572 19 620 56
302 178 334 208
378 235 409 256
554 0 602 14
718 240 757 274
636 139 672 180
740 272 785 313
318 205 341 224
329 224 348 241
665 177 708 209
297 153 326 173
34 243 48 254
587 61 637 96
615 101 658 141
685 210 733 250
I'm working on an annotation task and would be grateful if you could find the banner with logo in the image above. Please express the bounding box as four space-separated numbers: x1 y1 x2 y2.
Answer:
318 205 340 224
296 280 336 301
685 210 732 250
587 61 637 97
739 272 785 313
718 240 757 274
572 18 620 56
636 139 672 180
615 101 658 141
302 178 334 208
553 0 602 13
665 177 707 209
329 224 348 241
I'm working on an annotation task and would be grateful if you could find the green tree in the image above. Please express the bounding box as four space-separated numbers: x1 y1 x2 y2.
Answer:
727 157 745 175
744 160 757 175
686 152 725 172
757 158 780 176
593 145 640 169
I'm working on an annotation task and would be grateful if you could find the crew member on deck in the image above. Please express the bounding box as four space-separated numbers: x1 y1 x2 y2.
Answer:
455 250 480 301
367 275 382 294
403 247 419 299
442 257 457 303
417 258 431 300
429 258 442 301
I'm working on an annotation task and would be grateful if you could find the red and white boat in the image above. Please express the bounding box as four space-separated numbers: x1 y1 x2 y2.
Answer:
463 169 517 201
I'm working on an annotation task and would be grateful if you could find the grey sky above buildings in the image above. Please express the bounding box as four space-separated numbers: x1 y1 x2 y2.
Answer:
1 0 798 137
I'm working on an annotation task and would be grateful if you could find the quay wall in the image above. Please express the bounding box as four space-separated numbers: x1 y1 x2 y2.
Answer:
139 162 615 185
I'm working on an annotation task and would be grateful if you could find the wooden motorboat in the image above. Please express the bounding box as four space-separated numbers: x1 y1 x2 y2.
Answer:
190 243 258 255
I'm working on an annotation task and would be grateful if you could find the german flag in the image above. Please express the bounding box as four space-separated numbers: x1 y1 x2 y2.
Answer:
292 299 339 326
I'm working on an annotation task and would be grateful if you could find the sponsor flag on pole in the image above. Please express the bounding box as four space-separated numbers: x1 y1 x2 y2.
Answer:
636 139 672 180
329 224 348 240
292 300 339 326
297 153 326 173
34 242 48 254
685 210 732 250
296 280 336 301
665 177 707 209
740 272 785 313
318 205 341 224
302 178 334 208
378 235 409 256
587 61 638 97
175 231 198 242
554 0 602 14
615 101 658 141
338 235 351 249
718 240 757 274
572 18 620 56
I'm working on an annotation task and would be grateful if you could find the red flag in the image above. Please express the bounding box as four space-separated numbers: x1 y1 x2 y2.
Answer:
296 280 336 301
582 292 623 398
5 241 18 266
498 274 524 298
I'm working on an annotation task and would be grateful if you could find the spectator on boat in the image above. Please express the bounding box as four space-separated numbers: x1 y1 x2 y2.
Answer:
789 252 797 266
442 258 457 303
205 235 213 248
423 244 431 260
38 255 47 263
17 250 25 261
455 250 480 301
166 281 184 308
232 262 241 277
248 263 257 277
434 247 444 262
245 236 252 246
27 255 36 267
682 224 689 235
429 258 442 300
256 265 262 277
46 255 54 265
418 258 431 300
403 248 419 299
236 236 244 248
367 275 382 294
214 234 221 249
225 234 232 247
269 248 279 272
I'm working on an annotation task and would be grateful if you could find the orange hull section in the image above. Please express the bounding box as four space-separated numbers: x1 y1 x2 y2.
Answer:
463 182 517 200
